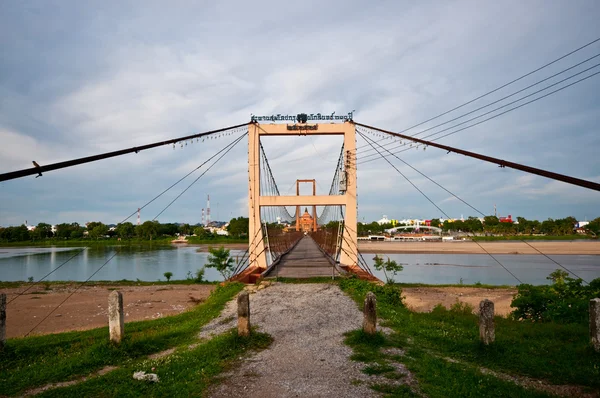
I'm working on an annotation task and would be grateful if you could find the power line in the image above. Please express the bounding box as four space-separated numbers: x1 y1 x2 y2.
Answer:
358 65 600 163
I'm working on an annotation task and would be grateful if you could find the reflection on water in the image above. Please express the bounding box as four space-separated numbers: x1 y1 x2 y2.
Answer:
0 246 599 285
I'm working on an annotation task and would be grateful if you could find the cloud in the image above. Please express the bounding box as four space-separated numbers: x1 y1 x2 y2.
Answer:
1 0 599 226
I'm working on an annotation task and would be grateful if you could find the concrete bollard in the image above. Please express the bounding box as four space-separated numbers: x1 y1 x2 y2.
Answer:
108 291 124 344
0 293 6 349
363 292 377 335
479 299 495 345
237 291 250 336
590 298 600 352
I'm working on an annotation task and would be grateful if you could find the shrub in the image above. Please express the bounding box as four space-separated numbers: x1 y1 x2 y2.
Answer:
163 271 173 282
339 275 403 307
511 270 600 324
206 246 235 280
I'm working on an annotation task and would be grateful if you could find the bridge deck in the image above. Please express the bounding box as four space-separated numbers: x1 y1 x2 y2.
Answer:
264 235 342 279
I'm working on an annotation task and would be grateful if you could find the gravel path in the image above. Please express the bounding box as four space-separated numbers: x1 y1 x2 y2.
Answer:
200 283 380 397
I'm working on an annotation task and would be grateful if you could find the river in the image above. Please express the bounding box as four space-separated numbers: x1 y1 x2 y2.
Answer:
0 246 599 285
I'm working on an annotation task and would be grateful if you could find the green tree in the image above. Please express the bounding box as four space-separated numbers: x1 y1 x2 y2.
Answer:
227 217 249 238
585 217 600 235
139 220 160 240
373 255 404 284
89 224 108 240
34 223 53 240
116 222 135 239
179 223 192 235
430 218 441 228
163 271 173 282
194 226 212 239
206 246 236 280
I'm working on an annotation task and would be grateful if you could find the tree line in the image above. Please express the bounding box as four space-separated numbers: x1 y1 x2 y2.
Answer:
325 216 599 236
0 217 252 243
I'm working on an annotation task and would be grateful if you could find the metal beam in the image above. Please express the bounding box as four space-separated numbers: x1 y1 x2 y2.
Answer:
259 195 347 207
0 122 249 182
355 122 600 192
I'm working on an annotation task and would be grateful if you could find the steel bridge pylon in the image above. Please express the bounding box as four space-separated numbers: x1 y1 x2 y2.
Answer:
248 121 358 272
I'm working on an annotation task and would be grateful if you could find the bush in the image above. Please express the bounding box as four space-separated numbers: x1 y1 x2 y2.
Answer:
339 276 403 307
511 270 600 324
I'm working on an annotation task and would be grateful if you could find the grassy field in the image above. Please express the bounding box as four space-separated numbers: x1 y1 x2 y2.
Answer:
2 278 599 397
0 283 272 397
339 278 600 397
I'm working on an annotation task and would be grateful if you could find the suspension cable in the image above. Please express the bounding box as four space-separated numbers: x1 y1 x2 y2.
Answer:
357 130 523 284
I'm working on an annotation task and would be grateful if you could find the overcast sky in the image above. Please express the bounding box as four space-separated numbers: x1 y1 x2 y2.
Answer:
1 0 599 227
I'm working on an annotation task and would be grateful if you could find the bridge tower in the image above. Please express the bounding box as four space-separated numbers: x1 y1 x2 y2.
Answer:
248 121 358 270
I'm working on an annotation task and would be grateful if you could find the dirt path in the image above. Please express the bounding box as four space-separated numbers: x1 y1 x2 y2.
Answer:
402 287 517 316
359 240 600 254
200 283 382 397
1 284 214 338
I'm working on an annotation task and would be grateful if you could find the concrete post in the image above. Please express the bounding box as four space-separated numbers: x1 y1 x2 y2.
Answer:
479 299 495 345
237 291 250 336
363 292 377 335
108 291 124 344
590 298 600 352
0 293 6 349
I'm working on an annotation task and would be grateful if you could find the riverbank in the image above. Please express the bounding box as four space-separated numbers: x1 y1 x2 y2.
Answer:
1 283 215 338
358 240 600 254
0 281 520 338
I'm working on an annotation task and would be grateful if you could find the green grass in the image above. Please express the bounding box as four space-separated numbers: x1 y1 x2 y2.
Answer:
472 235 595 241
36 330 272 398
339 278 600 396
0 283 244 396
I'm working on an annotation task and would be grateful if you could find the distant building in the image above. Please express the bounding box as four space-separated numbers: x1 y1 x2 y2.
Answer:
298 208 316 232
499 215 513 223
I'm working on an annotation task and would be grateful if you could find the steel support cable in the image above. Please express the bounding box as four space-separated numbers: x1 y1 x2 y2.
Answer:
354 53 600 154
25 250 120 337
25 134 248 333
359 129 485 217
359 130 589 283
0 123 250 182
153 133 247 220
338 232 372 275
358 69 600 168
357 130 523 284
11 131 249 305
354 36 600 146
354 119 600 192
357 64 600 162
341 223 374 275
233 226 266 276
119 128 248 225
6 248 87 305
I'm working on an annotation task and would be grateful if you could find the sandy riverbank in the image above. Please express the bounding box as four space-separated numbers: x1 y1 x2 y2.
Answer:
358 240 600 255
1 284 215 338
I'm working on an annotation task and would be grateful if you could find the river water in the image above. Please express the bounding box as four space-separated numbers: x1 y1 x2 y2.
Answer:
0 246 599 285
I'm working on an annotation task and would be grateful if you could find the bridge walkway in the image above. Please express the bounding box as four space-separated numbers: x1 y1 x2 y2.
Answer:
263 235 342 279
